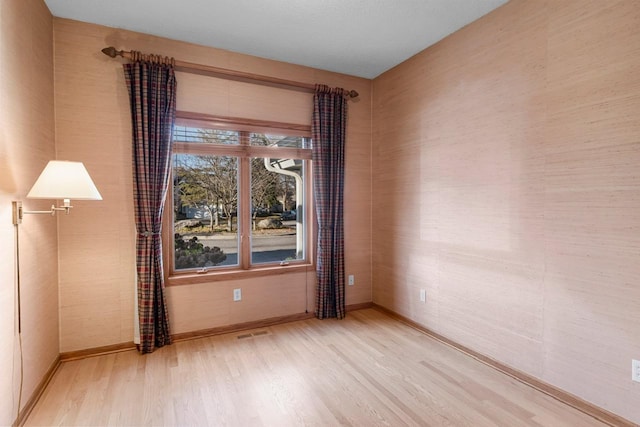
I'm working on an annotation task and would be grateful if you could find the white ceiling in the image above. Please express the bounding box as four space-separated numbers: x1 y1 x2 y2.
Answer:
43 0 508 79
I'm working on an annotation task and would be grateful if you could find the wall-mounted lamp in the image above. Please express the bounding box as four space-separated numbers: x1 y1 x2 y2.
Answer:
10 160 101 424
12 160 102 225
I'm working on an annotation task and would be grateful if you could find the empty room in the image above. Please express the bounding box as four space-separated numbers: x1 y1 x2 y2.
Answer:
1 0 638 425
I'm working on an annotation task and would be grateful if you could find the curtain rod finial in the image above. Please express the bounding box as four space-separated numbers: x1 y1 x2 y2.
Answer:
101 46 120 58
348 90 359 99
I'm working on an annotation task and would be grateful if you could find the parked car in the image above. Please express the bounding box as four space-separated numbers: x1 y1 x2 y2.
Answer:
281 210 296 220
252 207 270 217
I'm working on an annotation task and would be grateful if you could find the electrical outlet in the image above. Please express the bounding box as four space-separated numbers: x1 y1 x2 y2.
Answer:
233 288 242 302
419 289 426 303
348 275 354 286
633 359 640 383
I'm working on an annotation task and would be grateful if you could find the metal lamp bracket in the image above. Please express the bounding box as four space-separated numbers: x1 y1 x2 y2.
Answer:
12 200 73 225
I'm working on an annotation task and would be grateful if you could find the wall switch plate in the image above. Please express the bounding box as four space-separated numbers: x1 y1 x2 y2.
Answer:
419 289 426 303
633 359 640 383
233 288 242 302
348 275 354 286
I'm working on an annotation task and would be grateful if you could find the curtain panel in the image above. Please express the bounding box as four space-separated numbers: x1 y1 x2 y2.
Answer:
312 84 347 319
124 59 176 353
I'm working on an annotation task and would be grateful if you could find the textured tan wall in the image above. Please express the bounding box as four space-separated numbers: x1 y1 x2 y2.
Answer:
372 0 640 422
53 19 372 352
0 0 58 424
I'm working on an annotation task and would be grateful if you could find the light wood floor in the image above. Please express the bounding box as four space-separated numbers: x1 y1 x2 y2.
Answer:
26 309 607 426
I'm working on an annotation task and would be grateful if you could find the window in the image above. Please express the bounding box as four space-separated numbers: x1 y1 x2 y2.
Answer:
167 117 312 281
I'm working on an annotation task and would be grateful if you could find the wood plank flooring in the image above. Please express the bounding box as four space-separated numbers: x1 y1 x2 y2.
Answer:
25 309 608 426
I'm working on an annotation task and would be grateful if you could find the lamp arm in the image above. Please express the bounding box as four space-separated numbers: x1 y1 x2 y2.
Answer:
24 205 73 215
23 207 57 215
12 200 73 225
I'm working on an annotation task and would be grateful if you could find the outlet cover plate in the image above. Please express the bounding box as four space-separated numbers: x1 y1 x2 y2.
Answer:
348 275 354 286
419 289 426 302
633 359 640 382
233 288 242 302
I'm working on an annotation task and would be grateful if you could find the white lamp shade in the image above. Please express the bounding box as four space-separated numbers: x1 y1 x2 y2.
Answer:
27 160 102 200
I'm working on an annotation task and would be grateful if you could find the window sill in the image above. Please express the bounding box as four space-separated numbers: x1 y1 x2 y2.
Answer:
166 263 314 286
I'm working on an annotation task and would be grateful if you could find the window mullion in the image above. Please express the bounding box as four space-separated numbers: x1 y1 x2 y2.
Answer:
239 131 252 269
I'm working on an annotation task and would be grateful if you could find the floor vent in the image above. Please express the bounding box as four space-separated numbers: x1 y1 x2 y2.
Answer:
237 330 270 340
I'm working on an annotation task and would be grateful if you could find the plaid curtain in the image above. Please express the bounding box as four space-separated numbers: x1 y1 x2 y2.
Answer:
124 58 176 353
312 84 347 319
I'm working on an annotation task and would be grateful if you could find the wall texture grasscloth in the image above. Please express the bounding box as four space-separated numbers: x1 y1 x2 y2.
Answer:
2 0 639 424
0 1 58 425
372 0 640 422
53 19 373 352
